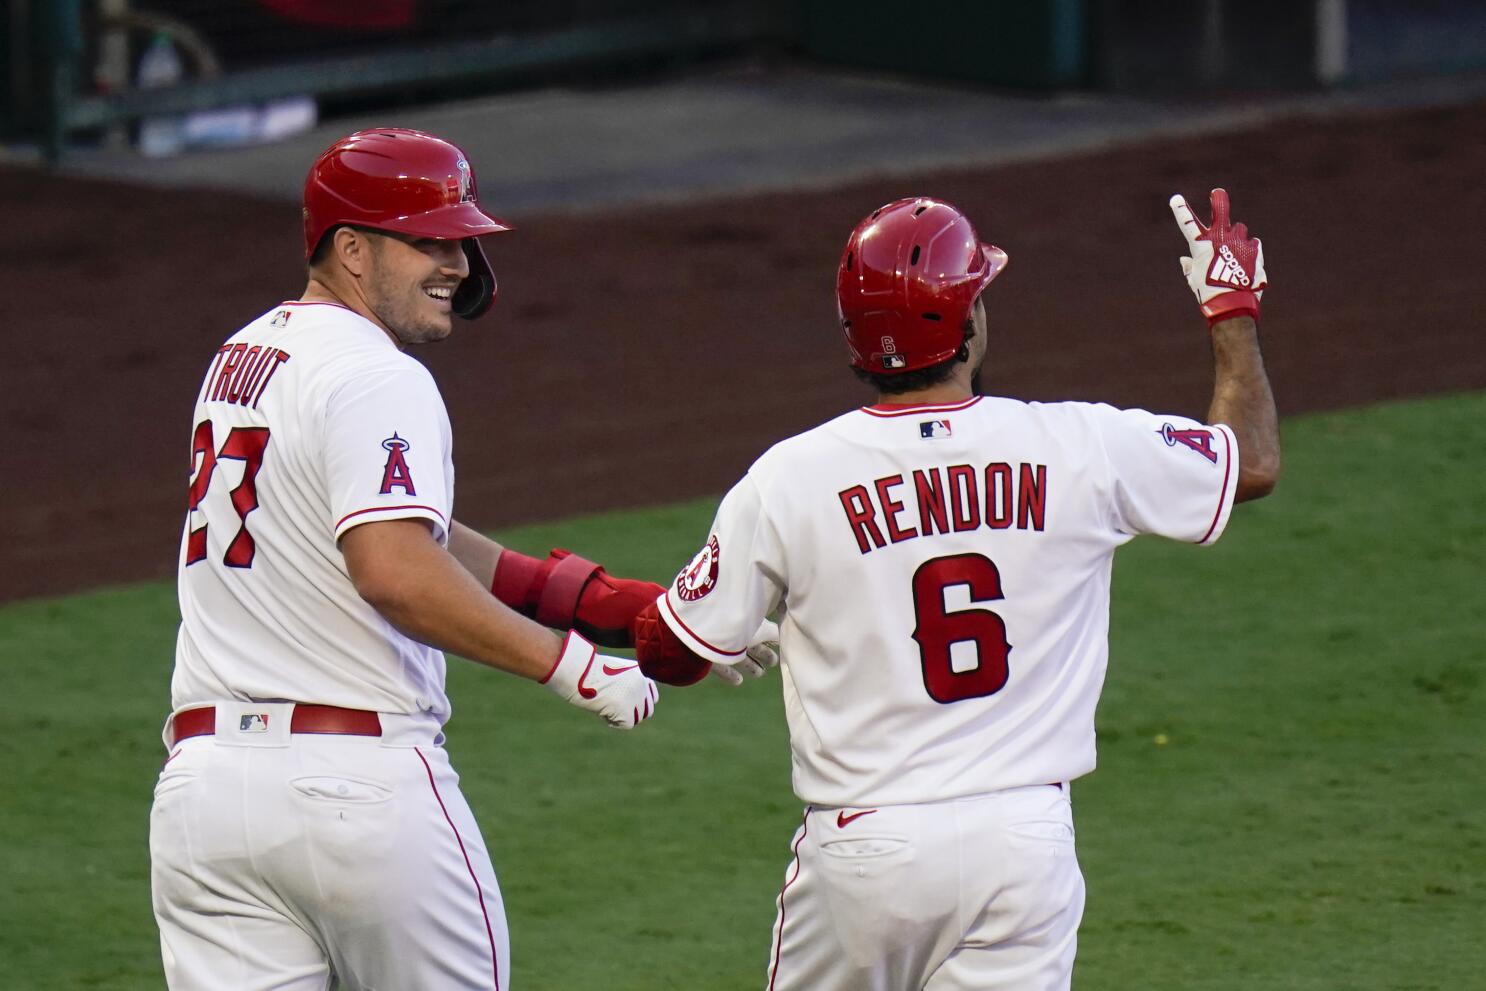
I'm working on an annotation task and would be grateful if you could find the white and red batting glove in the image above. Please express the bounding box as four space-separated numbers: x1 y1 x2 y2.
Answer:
541 630 659 729
1169 188 1268 324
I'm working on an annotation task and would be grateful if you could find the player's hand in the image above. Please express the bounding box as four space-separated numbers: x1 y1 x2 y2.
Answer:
1169 188 1267 324
709 618 781 686
541 631 659 729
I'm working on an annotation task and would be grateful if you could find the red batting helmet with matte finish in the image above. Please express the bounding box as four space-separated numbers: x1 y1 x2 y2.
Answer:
837 197 1008 373
302 128 512 319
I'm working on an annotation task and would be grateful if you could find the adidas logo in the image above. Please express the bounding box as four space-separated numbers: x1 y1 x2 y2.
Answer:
1207 244 1251 288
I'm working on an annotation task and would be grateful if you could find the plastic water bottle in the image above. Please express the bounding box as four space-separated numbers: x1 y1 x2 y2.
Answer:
137 34 185 157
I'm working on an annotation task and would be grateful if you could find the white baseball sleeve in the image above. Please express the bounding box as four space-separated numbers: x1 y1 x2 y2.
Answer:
657 472 785 666
322 362 454 543
1090 403 1240 545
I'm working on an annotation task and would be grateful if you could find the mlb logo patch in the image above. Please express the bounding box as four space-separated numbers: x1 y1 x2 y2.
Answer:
881 354 907 370
239 713 270 733
920 419 952 439
270 309 292 327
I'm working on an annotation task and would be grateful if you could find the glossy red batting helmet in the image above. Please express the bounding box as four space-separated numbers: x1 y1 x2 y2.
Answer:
837 197 1008 373
302 128 512 319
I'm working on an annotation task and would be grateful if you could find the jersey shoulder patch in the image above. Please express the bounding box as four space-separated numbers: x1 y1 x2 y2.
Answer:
675 535 721 601
1156 422 1219 463
378 433 418 495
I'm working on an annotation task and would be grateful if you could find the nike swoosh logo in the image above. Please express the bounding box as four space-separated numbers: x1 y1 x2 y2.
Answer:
602 663 639 676
836 809 877 828
576 654 598 700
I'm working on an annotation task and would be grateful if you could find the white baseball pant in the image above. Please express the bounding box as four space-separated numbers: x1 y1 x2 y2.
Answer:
765 784 1084 991
150 702 508 990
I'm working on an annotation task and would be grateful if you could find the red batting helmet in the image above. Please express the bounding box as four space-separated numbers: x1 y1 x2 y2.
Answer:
302 128 511 319
837 197 1008 373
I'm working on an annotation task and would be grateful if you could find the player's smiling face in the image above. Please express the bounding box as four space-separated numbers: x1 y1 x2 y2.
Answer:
362 231 469 346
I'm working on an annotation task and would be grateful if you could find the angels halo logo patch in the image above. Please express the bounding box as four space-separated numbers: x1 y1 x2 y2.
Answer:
675 535 721 601
1157 422 1218 463
379 433 417 494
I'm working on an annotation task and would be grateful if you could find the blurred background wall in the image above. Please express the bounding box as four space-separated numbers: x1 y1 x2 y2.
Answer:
7 0 1486 159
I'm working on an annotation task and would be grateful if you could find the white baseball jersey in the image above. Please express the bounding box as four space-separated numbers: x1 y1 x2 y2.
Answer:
172 300 455 721
659 395 1238 808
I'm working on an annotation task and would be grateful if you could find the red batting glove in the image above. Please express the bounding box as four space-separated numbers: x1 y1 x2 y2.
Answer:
1169 188 1268 325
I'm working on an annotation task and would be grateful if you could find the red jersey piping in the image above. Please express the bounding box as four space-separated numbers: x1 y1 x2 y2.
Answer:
1197 426 1234 544
860 396 984 418
336 504 448 531
277 300 353 311
659 593 746 657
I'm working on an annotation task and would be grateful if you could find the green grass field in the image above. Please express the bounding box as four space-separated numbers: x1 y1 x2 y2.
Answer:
2 392 1483 990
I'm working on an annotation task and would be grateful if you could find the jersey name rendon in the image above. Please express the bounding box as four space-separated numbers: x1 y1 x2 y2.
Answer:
838 461 1048 554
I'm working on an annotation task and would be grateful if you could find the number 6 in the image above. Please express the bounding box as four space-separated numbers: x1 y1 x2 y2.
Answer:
911 553 1012 704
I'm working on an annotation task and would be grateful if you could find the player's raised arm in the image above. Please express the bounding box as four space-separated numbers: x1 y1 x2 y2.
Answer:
1170 188 1281 502
1207 316 1279 502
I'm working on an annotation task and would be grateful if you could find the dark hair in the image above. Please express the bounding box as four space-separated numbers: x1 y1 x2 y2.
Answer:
308 226 342 267
851 317 976 395
308 224 386 267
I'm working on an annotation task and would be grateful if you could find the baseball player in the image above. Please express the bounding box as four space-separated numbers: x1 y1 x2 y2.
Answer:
150 128 772 991
631 191 1280 989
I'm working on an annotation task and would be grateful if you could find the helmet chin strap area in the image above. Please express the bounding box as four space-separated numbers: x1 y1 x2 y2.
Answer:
452 240 497 319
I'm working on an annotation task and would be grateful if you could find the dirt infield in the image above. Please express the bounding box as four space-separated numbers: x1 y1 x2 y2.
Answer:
5 99 1483 601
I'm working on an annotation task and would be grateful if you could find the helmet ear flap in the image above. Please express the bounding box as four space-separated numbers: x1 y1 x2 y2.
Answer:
452 239 496 319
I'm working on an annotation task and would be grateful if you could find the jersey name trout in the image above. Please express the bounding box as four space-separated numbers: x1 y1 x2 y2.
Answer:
838 461 1048 554
198 342 292 409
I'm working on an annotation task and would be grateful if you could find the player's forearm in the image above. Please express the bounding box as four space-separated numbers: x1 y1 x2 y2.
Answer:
377 562 560 681
343 521 558 680
448 519 505 587
1207 316 1280 502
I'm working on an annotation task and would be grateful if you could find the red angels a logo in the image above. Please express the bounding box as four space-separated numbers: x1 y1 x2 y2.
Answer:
675 535 721 602
379 433 417 495
1158 423 1218 463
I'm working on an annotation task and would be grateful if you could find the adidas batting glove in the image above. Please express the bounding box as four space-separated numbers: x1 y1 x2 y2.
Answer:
1170 188 1268 325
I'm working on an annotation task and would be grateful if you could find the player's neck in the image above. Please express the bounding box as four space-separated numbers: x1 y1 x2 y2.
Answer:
874 382 974 407
300 277 400 348
874 365 979 407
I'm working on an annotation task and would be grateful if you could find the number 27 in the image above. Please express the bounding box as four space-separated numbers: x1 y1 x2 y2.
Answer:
186 420 270 568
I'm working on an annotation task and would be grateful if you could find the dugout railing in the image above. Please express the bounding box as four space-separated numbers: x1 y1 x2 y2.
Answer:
14 1 1486 164
13 0 793 162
